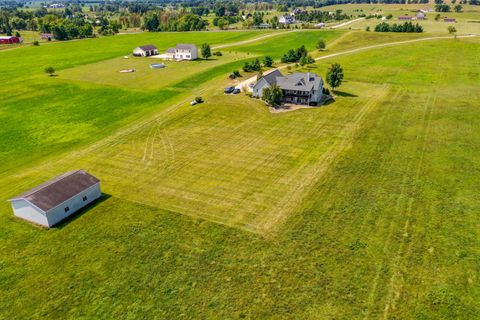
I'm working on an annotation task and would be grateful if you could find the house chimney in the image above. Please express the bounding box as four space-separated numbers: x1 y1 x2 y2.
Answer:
307 72 310 82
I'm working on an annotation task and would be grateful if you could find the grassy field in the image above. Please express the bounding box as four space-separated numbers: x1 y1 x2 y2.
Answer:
0 26 479 319
325 3 480 34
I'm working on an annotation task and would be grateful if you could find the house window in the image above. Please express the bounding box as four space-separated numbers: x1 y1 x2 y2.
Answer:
64 206 70 213
83 196 88 201
186 55 190 58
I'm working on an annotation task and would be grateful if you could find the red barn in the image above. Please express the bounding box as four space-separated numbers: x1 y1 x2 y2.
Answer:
0 36 21 44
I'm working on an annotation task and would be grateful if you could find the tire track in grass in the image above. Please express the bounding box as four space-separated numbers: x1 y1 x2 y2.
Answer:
359 51 424 318
382 92 438 319
382 49 446 317
256 84 390 235
360 86 411 319
382 44 449 317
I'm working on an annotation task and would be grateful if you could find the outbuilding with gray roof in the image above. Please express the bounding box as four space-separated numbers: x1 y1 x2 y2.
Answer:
9 170 101 227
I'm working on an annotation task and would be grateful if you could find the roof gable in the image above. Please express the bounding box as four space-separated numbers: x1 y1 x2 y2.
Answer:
262 69 283 85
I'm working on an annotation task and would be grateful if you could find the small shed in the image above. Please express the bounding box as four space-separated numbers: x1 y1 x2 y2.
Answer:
133 45 159 57
9 170 101 227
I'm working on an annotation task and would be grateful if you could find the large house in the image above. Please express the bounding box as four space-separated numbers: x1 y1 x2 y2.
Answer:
9 170 101 227
133 45 159 57
160 44 198 61
253 70 324 106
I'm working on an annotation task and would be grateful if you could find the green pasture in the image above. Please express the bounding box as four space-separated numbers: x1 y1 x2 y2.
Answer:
0 28 479 319
324 3 480 34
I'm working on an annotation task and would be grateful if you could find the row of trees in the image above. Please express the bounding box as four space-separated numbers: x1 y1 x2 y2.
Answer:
281 45 308 63
374 22 423 33
435 4 463 12
144 13 208 32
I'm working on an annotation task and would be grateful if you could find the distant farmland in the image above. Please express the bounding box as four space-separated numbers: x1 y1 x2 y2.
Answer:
0 27 479 319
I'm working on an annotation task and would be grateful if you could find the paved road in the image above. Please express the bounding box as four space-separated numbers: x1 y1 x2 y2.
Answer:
236 34 478 90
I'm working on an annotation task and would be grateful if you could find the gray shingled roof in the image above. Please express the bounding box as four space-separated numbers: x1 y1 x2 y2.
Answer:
276 72 323 91
176 44 196 50
262 69 283 86
167 47 176 53
10 170 100 212
138 44 157 51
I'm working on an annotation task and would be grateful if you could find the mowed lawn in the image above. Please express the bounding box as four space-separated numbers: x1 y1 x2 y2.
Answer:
0 32 479 319
0 30 340 174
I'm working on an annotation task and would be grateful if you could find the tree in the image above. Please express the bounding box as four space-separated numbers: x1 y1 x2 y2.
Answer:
454 4 463 12
326 63 344 90
448 25 457 36
316 38 326 50
299 55 308 66
144 14 159 31
306 54 315 65
263 56 273 67
257 70 263 80
44 66 55 76
262 85 283 107
201 43 211 60
435 4 451 12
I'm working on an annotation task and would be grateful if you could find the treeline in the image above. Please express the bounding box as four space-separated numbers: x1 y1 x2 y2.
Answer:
0 6 119 39
144 12 208 31
374 22 423 33
295 9 350 23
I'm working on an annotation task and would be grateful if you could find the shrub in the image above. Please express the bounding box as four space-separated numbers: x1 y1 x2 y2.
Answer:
213 51 223 56
33 40 39 46
44 66 55 76
194 96 203 103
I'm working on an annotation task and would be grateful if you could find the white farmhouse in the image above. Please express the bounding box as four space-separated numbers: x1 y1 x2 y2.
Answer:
174 44 198 60
9 170 101 227
133 45 159 57
279 15 295 24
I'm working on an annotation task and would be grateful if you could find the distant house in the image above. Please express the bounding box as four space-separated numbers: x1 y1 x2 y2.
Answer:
292 8 306 16
254 23 271 29
41 33 53 40
9 170 101 227
174 44 198 60
279 15 296 24
416 12 426 20
253 70 324 106
444 17 456 22
398 16 412 21
133 45 159 57
0 36 21 44
47 3 65 8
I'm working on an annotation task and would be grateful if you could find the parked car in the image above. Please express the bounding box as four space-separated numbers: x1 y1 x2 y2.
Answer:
232 88 241 94
224 86 235 94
